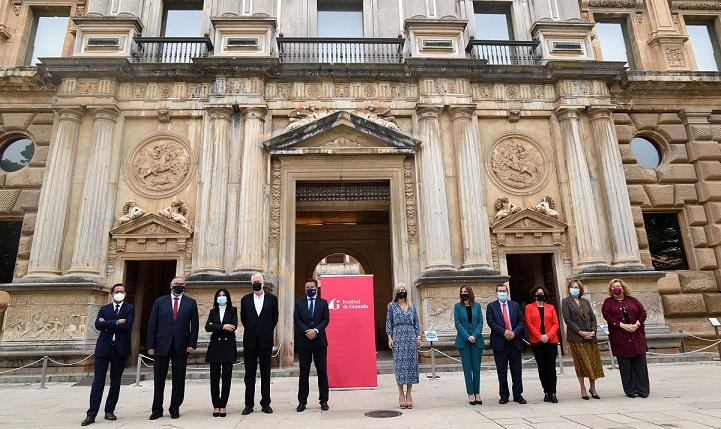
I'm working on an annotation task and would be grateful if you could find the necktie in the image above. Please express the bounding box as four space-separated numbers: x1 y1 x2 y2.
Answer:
114 304 120 317
502 303 511 331
308 298 315 316
173 298 179 321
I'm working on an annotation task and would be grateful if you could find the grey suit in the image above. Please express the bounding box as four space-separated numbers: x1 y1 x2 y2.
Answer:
561 297 598 343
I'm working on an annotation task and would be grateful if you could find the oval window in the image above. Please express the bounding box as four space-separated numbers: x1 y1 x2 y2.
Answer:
0 137 35 172
630 136 662 169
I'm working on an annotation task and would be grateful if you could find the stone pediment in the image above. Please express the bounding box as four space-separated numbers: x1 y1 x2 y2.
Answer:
264 111 420 155
491 209 567 248
110 213 192 239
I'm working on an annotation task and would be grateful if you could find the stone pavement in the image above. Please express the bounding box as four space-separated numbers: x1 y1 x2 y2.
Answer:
1 361 720 428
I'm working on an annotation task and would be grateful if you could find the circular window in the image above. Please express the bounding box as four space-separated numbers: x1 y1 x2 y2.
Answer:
1 137 35 172
630 136 662 169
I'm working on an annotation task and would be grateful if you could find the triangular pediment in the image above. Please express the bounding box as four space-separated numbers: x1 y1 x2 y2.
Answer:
110 213 192 238
264 111 420 155
491 208 567 233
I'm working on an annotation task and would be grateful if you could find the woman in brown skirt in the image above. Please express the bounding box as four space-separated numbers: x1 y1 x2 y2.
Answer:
561 279 604 400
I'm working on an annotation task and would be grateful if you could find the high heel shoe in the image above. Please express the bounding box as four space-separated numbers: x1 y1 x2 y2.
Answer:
212 409 220 417
219 408 227 417
399 395 407 409
405 394 413 409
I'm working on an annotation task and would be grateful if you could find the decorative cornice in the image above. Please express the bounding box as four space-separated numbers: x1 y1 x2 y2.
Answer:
673 0 721 10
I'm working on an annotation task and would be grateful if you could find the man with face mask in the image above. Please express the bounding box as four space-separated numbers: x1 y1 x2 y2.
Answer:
82 283 134 426
293 278 330 412
146 276 199 420
240 273 279 415
486 284 526 405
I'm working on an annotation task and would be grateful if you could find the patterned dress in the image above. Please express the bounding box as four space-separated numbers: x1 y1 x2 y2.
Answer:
386 302 420 385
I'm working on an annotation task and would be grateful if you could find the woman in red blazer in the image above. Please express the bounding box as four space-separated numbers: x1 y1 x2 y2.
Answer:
525 286 560 403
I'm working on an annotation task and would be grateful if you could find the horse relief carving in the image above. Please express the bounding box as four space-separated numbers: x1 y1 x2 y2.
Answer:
490 137 545 192
129 139 191 196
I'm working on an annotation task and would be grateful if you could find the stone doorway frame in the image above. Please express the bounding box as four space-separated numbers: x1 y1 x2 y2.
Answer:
271 155 417 366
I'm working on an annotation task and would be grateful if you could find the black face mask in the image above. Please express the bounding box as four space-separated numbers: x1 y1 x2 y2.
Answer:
460 293 470 301
396 291 407 300
534 294 546 302
252 282 263 292
171 285 185 295
306 288 316 298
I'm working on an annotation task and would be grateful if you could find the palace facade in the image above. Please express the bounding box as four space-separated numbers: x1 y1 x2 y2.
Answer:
1 0 720 367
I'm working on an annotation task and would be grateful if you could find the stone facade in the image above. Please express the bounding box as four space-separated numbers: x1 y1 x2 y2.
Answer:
0 0 719 367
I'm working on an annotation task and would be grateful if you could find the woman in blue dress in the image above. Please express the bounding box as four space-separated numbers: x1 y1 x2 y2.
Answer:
386 283 421 409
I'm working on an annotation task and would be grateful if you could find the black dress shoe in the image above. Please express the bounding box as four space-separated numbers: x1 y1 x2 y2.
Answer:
241 406 253 415
543 393 551 402
104 412 117 421
550 394 558 403
591 394 601 399
320 402 329 411
296 403 306 412
169 409 180 419
514 396 527 404
626 393 636 398
474 400 482 405
148 412 162 420
81 416 95 426
582 395 590 400
213 411 220 417
638 393 648 398
262 405 273 414
499 398 509 404
219 411 226 417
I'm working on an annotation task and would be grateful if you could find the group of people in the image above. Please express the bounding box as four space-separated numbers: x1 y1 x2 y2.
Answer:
385 279 651 408
81 274 651 425
81 274 328 426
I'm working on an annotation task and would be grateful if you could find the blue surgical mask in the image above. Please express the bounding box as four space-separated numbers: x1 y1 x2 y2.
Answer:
497 292 508 302
306 288 317 298
569 287 580 298
216 296 227 306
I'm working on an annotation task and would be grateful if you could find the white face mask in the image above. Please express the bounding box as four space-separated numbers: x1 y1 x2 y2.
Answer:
113 292 125 302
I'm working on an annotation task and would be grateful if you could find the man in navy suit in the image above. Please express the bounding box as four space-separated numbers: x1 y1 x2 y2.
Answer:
82 283 135 426
240 273 279 415
486 284 526 404
294 278 330 412
146 276 199 420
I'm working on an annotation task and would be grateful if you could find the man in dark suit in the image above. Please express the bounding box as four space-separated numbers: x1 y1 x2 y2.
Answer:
146 276 199 420
486 283 526 404
294 278 330 412
240 273 279 415
82 283 135 426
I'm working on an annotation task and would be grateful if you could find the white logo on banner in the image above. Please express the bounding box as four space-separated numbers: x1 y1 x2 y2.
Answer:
327 298 368 310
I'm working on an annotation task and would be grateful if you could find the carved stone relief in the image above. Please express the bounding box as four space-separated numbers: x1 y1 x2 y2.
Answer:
269 160 281 247
157 200 191 229
118 201 145 224
665 47 685 67
533 196 560 219
355 104 400 131
285 105 332 131
125 134 194 199
403 158 418 243
487 135 549 195
4 309 89 341
494 197 521 221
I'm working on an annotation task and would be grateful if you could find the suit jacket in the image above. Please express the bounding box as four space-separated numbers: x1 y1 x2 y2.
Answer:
204 305 238 363
240 292 278 350
524 303 560 344
146 294 199 356
454 302 484 350
561 296 598 343
294 296 330 349
95 302 135 358
486 299 525 352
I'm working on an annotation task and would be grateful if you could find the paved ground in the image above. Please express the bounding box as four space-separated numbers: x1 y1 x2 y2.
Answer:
1 361 720 428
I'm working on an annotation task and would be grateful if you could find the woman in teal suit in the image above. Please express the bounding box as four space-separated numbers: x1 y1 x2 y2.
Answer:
454 285 485 405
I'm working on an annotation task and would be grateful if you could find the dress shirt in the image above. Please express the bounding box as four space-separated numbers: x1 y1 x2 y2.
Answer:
218 304 226 323
254 291 265 316
111 301 123 342
171 293 183 310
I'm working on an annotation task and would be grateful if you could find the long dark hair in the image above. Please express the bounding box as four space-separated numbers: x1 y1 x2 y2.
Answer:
213 288 232 309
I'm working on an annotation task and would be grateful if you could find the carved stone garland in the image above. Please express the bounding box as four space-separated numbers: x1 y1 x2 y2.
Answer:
403 157 418 243
269 159 282 247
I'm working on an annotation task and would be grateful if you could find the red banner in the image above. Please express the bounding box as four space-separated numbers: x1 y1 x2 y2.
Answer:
321 275 378 389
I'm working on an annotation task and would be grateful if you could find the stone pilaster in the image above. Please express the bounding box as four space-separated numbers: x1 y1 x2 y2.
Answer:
193 107 233 275
449 105 493 271
68 107 120 277
416 105 453 272
233 107 267 273
27 108 84 277
117 0 142 17
589 107 642 266
556 107 605 269
645 0 689 70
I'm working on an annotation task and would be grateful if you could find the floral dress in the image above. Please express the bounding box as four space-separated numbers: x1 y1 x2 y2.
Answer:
386 302 420 385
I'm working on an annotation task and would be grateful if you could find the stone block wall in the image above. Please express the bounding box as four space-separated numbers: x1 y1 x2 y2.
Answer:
616 111 721 337
0 111 54 278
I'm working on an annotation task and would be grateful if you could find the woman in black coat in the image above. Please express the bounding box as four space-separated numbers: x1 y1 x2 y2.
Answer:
205 288 238 417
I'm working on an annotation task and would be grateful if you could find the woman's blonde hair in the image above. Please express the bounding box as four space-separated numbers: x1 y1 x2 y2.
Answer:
566 279 585 297
393 283 408 302
607 278 631 296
